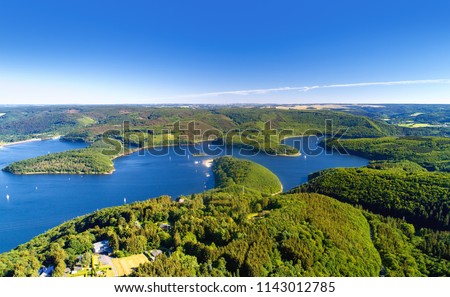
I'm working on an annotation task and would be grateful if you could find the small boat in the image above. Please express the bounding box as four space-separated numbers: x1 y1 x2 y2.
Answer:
6 194 10 200
36 186 38 190
206 173 210 177
303 155 307 159
123 197 127 204
194 161 200 165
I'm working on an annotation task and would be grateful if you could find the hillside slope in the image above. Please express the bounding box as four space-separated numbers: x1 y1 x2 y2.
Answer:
213 156 282 194
293 161 450 229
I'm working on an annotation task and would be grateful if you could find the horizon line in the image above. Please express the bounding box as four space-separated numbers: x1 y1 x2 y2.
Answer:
2 102 450 106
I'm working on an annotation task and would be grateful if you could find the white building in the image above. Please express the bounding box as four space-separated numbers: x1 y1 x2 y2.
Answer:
93 240 111 254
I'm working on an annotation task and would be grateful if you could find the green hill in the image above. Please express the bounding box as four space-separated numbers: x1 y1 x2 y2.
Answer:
213 156 282 194
293 161 450 229
325 136 450 172
2 148 114 174
0 192 384 277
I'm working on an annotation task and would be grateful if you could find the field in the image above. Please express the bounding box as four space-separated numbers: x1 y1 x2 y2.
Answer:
398 123 436 128
111 254 150 276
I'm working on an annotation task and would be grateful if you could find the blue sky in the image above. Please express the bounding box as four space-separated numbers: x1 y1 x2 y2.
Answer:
0 0 449 104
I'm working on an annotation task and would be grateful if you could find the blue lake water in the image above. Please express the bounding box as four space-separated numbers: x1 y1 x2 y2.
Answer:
0 137 368 253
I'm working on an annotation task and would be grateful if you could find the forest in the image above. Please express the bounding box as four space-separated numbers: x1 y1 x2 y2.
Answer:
325 136 450 172
2 148 114 174
213 156 282 194
0 157 448 277
294 161 450 229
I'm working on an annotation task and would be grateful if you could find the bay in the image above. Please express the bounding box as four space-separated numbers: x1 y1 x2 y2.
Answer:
0 137 368 252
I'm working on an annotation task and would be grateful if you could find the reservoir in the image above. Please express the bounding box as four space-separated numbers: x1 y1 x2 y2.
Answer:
0 137 368 253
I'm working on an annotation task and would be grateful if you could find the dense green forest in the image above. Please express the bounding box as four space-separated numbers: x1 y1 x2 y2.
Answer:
0 157 448 277
213 156 282 194
294 161 450 229
0 191 383 276
325 136 450 172
364 213 449 276
2 148 114 174
0 106 83 143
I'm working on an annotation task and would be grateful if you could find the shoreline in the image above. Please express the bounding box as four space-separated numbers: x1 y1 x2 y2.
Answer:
7 171 115 175
271 184 284 196
0 138 42 147
275 151 301 157
3 138 301 175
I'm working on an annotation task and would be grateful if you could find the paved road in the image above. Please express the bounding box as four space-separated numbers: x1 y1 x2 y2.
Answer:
98 254 118 277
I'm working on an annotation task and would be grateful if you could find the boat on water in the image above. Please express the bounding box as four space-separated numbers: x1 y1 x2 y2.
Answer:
202 159 214 168
6 194 10 200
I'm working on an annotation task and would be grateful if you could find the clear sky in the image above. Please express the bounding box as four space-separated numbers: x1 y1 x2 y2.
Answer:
1 0 450 104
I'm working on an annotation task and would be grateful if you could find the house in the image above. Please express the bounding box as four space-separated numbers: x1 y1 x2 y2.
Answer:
93 240 112 254
149 249 163 261
159 223 171 231
39 266 54 277
71 263 84 274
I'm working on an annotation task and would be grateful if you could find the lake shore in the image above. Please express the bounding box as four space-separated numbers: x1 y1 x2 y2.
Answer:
0 138 42 147
3 137 302 175
8 169 115 175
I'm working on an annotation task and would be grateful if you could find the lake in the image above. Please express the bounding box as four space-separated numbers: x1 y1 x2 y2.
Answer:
0 137 368 253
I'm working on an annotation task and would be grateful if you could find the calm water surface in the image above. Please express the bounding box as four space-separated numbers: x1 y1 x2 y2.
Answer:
0 137 368 252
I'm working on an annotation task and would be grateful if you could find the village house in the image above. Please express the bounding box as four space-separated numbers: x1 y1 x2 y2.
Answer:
93 240 112 254
159 223 171 231
149 249 163 261
38 266 54 277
